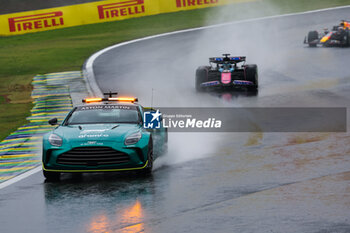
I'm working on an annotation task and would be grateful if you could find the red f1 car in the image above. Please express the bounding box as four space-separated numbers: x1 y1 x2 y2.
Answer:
305 20 350 47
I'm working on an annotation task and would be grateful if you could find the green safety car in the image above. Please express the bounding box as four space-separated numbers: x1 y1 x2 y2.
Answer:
42 94 167 180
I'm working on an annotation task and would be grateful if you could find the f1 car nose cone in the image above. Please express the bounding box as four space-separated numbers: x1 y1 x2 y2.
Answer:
221 72 232 84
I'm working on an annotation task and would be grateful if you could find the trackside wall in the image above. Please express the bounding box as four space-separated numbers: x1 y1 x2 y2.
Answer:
0 0 254 36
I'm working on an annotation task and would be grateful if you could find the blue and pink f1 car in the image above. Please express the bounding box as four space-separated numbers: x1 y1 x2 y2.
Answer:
195 54 258 93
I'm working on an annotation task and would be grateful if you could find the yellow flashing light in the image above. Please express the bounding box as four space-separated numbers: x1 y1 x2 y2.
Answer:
108 97 138 102
83 98 103 103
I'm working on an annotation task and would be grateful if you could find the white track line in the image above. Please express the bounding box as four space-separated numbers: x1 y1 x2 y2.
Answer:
84 5 350 96
0 166 42 190
1 5 349 190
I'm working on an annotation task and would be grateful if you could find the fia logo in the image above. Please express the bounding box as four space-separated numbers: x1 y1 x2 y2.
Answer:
144 110 161 129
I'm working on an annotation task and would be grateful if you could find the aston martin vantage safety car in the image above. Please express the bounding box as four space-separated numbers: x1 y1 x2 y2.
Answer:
42 94 167 180
195 54 258 92
304 20 350 47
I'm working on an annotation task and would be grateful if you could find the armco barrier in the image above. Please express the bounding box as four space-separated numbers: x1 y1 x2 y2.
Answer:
0 0 254 36
0 71 83 183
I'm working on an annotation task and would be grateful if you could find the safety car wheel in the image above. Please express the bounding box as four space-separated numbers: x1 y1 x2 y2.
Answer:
139 137 153 175
43 170 60 181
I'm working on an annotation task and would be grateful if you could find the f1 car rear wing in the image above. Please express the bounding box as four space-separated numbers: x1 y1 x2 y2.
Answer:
209 56 246 64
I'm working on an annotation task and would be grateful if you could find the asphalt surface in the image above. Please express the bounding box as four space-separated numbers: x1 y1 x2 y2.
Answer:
1 7 350 233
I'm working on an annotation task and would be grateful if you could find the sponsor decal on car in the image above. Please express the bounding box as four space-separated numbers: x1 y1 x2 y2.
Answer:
200 81 220 87
233 80 254 85
78 134 109 138
221 72 232 84
8 11 64 32
78 105 135 110
80 129 108 133
97 0 145 20
78 129 110 138
80 141 104 146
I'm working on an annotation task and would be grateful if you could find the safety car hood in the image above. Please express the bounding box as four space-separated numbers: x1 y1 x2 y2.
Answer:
53 124 141 144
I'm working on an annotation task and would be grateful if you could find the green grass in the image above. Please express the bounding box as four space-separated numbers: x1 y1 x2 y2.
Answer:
0 103 33 140
0 0 349 141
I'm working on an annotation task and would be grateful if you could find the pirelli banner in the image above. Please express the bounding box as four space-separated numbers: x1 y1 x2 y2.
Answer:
0 0 252 36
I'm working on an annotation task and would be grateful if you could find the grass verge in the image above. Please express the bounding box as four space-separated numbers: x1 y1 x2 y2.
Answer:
0 0 349 140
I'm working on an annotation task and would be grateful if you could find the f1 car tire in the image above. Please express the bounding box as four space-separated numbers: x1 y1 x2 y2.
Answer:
307 31 318 47
195 66 209 92
43 170 60 181
245 64 258 92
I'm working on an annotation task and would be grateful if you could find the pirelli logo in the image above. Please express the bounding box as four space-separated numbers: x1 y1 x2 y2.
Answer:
176 0 219 7
98 0 145 20
8 11 64 33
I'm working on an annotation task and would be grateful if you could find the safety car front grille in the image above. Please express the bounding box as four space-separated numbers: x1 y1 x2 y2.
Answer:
57 147 130 166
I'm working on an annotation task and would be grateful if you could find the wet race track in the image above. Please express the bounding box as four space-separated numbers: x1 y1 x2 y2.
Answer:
1 7 350 233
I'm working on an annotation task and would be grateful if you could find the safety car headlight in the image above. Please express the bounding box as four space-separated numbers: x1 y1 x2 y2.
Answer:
49 134 63 147
125 131 142 145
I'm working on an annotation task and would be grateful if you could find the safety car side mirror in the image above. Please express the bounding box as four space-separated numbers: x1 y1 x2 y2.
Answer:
48 118 58 125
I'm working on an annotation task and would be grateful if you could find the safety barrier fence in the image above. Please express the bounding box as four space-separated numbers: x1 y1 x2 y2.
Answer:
0 0 253 36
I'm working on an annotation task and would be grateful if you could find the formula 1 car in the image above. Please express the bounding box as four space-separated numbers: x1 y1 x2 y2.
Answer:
195 54 258 92
304 20 350 47
42 93 167 180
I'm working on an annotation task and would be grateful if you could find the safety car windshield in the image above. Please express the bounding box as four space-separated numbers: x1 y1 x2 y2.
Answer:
65 105 140 125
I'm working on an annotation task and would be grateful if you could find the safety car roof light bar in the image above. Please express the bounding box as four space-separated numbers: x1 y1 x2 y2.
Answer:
82 97 138 103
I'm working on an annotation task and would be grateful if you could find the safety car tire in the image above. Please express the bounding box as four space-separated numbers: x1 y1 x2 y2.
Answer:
43 170 60 181
139 137 153 175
